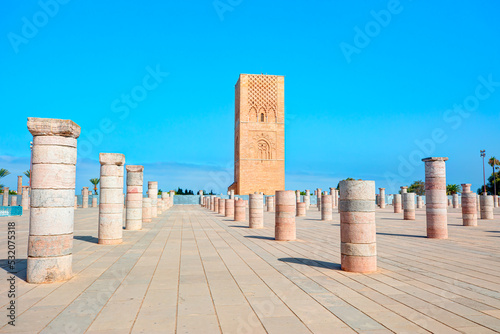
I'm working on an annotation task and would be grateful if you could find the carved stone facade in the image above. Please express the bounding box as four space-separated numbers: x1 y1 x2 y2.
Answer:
229 74 285 195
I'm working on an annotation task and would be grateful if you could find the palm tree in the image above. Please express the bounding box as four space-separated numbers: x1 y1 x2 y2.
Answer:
90 178 100 195
0 168 10 191
446 184 461 195
23 170 31 179
489 157 500 196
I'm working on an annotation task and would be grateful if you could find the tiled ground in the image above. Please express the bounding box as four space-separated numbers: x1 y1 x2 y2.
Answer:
1 204 500 333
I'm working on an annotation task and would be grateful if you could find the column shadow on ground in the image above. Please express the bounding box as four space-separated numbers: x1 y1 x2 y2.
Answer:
376 232 426 238
0 259 27 280
279 257 341 270
73 236 99 243
229 225 248 228
244 235 274 240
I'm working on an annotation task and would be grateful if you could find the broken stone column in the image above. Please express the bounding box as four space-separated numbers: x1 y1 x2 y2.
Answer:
218 197 225 214
249 193 264 228
416 196 423 209
92 197 97 207
403 193 415 220
317 188 322 211
267 196 275 212
82 187 89 208
17 176 22 195
452 193 459 208
225 199 234 217
27 117 80 283
275 190 296 241
142 198 152 223
148 181 158 218
461 184 477 226
393 194 402 213
2 187 9 206
480 194 494 220
296 202 306 216
305 189 310 210
98 153 125 245
423 157 448 239
321 194 333 221
125 165 143 230
229 189 235 199
401 186 407 196
339 180 376 273
234 199 246 222
379 188 386 208
22 186 30 210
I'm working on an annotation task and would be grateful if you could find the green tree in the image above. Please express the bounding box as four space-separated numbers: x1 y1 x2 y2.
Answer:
488 156 500 196
407 180 425 195
89 178 100 195
446 184 460 195
0 168 10 191
158 189 163 195
23 170 31 179
477 170 500 195
336 177 354 190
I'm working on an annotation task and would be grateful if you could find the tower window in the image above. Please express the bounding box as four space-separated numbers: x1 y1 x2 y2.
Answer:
260 113 264 122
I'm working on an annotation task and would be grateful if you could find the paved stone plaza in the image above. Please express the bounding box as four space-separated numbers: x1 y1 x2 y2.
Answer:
1 205 500 333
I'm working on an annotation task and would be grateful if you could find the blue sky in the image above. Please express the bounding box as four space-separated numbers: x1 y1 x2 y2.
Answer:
1 0 499 194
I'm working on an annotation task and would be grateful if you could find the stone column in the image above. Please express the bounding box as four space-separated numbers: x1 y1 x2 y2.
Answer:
148 181 158 218
2 187 9 206
403 193 415 220
316 188 322 211
215 197 220 213
447 198 451 207
142 198 152 223
321 194 333 221
157 192 163 215
477 194 480 213
161 192 168 211
275 190 295 241
249 193 264 228
305 189 310 210
91 197 97 207
22 186 30 210
125 165 143 230
494 195 498 208
339 180 376 273
210 195 215 211
393 194 402 213
378 188 385 208
205 196 210 209
27 117 80 283
480 194 494 220
423 157 448 239
234 199 246 222
375 194 379 207
10 196 17 206
452 193 459 208
296 202 306 217
401 186 407 196
266 196 275 212
17 176 22 195
230 189 235 199
74 196 77 209
198 190 203 204
225 199 234 217
98 153 125 245
416 196 424 209
218 197 226 214
461 184 477 226
334 189 339 208
295 190 301 203
82 187 89 208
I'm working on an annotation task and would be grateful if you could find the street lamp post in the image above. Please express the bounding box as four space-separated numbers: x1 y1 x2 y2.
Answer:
480 150 486 194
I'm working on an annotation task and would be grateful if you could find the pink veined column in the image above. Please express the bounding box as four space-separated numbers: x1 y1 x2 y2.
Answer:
476 194 480 213
423 157 449 239
98 153 125 245
378 188 385 208
305 190 310 210
339 180 376 273
205 196 210 209
416 196 423 209
275 190 296 241
27 117 80 283
461 184 477 226
249 193 264 228
393 194 402 213
218 197 226 215
2 187 9 206
403 193 415 220
452 193 459 208
82 187 89 208
210 195 216 211
125 165 144 230
234 199 246 222
296 202 306 216
295 190 301 203
267 196 275 212
17 176 22 195
91 197 97 207
21 186 30 211
321 194 333 221
148 182 158 218
316 188 322 211
215 197 220 213
10 195 17 206
225 199 234 217
142 198 152 223
401 186 407 196
480 194 494 220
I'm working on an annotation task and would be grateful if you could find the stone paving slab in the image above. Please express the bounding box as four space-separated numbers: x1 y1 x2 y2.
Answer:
0 205 499 333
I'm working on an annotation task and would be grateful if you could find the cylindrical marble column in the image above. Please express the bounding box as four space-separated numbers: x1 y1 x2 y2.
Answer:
423 157 448 239
27 117 80 283
249 193 264 228
339 180 376 273
403 193 415 220
379 188 385 208
22 186 30 210
447 198 451 207
316 188 322 211
148 181 158 218
452 193 459 208
321 194 333 221
305 190 310 210
17 176 22 195
142 198 152 223
477 194 480 213
125 165 143 230
416 196 423 209
267 196 275 212
275 190 296 241
98 153 125 245
74 196 77 209
218 197 225 215
82 187 89 208
480 194 494 220
199 190 203 204
10 196 17 206
2 187 9 206
234 199 246 222
91 197 97 207
215 197 220 213
296 202 306 217
401 186 407 195
210 195 216 211
225 199 234 217
461 184 477 226
493 195 498 208
229 189 235 199
393 194 402 213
